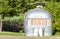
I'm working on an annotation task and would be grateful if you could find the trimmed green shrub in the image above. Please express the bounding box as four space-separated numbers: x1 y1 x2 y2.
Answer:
2 14 24 32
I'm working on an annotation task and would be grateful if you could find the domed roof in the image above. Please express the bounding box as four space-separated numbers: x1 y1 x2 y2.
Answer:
25 6 51 18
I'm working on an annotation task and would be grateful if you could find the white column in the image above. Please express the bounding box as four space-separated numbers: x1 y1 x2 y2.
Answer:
33 27 38 36
39 27 43 36
44 26 52 36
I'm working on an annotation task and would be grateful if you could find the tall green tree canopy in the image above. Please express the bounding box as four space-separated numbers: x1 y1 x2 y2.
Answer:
0 0 60 33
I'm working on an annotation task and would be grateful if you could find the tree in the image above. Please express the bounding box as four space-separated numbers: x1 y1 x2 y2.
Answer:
44 2 60 34
0 0 19 32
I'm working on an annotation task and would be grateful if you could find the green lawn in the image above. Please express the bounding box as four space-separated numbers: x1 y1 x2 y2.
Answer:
54 32 60 36
0 31 25 36
0 31 60 36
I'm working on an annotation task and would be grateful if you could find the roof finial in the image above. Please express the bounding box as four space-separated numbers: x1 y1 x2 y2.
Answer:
36 5 43 9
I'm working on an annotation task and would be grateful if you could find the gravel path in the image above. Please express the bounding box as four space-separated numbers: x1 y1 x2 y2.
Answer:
0 36 60 39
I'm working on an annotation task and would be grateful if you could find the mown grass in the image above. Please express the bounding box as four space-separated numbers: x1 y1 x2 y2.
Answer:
0 31 60 37
54 32 60 36
0 31 25 36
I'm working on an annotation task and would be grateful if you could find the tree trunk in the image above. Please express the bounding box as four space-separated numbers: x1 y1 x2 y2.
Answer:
0 20 2 32
0 16 4 32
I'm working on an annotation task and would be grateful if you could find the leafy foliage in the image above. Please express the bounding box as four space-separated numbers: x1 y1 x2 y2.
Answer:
0 0 60 33
3 14 24 32
44 2 60 33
